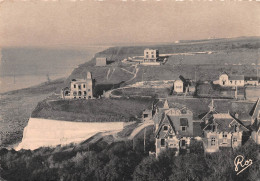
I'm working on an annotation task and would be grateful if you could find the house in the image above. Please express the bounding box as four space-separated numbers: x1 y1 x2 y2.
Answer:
245 76 259 86
174 80 184 93
173 76 196 95
96 57 107 66
201 100 249 153
61 72 94 99
219 73 244 87
143 49 159 63
154 100 194 157
250 98 260 144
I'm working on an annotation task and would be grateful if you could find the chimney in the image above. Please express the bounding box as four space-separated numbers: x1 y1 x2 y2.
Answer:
87 72 92 80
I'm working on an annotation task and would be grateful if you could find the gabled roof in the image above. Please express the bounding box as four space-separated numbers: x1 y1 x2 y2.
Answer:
163 100 169 109
155 114 175 138
229 75 244 81
203 113 249 132
249 98 260 117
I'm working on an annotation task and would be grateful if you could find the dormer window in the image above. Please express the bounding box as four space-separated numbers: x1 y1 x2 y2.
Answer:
163 126 168 131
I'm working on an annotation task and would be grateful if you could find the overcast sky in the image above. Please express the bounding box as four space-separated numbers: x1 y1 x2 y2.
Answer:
0 1 259 47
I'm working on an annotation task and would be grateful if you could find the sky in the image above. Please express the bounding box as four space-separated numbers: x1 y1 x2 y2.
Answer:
0 0 259 47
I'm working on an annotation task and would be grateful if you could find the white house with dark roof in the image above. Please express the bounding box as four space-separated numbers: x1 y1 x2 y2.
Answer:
219 73 244 87
201 101 249 153
153 100 195 157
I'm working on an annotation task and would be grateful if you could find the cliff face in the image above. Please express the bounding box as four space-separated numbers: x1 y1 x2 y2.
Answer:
16 118 125 150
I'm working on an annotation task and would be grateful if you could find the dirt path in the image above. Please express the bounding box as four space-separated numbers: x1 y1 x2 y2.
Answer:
128 120 154 139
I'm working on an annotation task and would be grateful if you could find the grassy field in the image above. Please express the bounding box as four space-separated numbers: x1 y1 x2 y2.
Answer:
31 97 154 122
112 87 171 97
67 37 260 93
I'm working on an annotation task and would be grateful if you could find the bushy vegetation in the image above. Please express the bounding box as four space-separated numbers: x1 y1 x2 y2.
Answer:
0 138 258 181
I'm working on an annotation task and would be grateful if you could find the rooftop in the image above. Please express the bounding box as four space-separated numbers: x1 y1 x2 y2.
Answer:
229 75 244 80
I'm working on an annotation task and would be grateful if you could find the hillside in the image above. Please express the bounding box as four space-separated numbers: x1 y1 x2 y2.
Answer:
32 37 260 122
31 97 154 122
66 37 260 93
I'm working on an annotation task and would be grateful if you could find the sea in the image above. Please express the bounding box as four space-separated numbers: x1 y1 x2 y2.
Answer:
0 46 107 93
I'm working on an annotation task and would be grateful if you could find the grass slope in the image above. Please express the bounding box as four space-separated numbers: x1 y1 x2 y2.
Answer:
31 97 154 122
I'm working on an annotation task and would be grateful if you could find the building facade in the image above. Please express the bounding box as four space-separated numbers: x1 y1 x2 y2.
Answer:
174 80 184 93
154 100 194 157
143 49 159 62
201 101 248 153
61 72 94 99
219 73 245 87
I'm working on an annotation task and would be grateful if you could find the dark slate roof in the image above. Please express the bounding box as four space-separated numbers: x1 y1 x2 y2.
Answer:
251 119 260 132
165 98 254 121
249 98 260 117
180 118 189 126
193 122 203 137
245 77 259 81
204 113 248 132
229 75 244 80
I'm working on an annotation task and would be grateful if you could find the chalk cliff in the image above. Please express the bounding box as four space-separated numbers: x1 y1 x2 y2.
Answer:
16 118 125 150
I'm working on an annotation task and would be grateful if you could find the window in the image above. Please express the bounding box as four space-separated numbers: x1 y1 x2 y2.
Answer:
88 89 91 92
73 91 77 96
74 85 76 88
169 135 173 139
88 96 91 99
78 85 81 89
161 139 165 147
181 140 186 147
234 125 238 132
233 138 237 142
223 133 227 143
65 91 69 96
211 138 216 146
181 126 187 132
151 55 154 58
163 126 168 131
146 55 149 58
78 91 82 96
84 91 87 96
83 84 86 88
143 114 148 118
212 125 216 132
223 133 227 138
